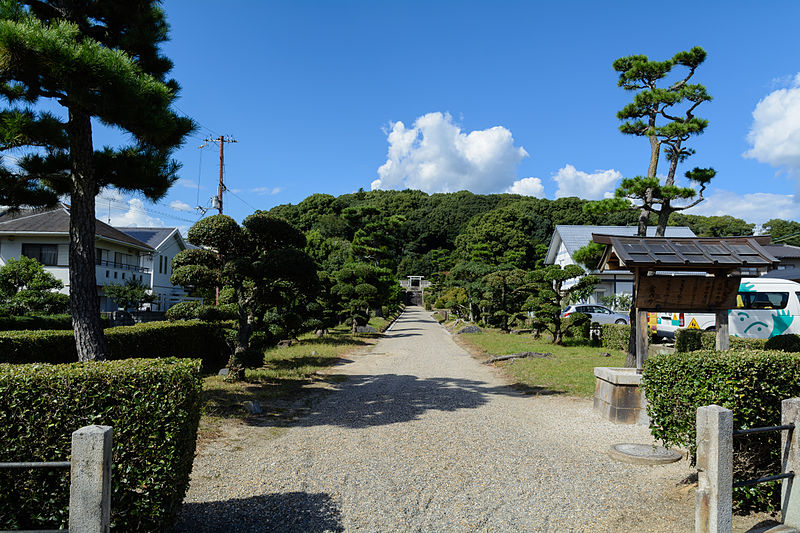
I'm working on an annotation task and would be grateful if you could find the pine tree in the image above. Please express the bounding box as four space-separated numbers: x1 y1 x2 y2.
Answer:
0 1 194 360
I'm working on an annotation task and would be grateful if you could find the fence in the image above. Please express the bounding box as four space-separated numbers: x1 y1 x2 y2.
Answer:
0 425 112 533
696 400 800 533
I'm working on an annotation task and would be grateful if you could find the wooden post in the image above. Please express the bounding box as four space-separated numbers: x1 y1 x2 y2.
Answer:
715 309 730 351
637 309 649 370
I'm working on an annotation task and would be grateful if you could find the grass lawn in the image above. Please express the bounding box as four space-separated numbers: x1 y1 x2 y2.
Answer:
457 329 626 397
199 325 381 440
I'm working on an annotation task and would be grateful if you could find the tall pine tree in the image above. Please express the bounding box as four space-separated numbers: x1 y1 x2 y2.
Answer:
0 1 194 360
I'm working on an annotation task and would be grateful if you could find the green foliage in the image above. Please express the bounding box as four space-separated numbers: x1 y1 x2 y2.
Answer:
763 219 800 247
0 256 68 314
479 268 529 332
601 323 634 351
332 261 396 332
0 320 228 369
102 278 156 311
572 242 606 271
0 358 202 531
668 213 754 237
165 301 237 322
674 329 767 352
599 293 632 312
764 334 800 352
526 264 599 344
644 350 800 512
0 313 108 331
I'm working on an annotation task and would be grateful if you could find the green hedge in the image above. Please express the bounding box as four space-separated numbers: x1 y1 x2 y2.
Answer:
644 349 800 512
599 323 652 350
0 314 110 331
165 301 237 322
0 358 202 531
765 334 800 352
674 329 768 353
0 320 228 369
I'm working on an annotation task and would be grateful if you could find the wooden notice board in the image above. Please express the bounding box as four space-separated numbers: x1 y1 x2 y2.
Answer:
635 275 741 311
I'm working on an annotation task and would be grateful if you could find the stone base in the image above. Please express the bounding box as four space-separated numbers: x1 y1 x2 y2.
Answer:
594 367 649 425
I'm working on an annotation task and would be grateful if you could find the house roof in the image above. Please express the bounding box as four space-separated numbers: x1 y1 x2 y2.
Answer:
0 205 153 251
116 227 180 250
592 234 778 272
545 225 696 265
761 266 800 281
762 243 800 260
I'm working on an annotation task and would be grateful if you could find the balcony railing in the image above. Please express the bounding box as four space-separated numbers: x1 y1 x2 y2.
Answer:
96 259 150 273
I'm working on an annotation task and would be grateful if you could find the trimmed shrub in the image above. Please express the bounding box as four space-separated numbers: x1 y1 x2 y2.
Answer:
165 302 237 322
0 314 110 331
164 301 201 321
644 349 800 512
675 329 768 353
0 358 202 531
0 320 228 369
599 323 653 350
765 334 800 353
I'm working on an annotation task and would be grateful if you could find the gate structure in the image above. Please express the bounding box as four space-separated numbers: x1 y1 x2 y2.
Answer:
696 400 800 533
0 425 112 533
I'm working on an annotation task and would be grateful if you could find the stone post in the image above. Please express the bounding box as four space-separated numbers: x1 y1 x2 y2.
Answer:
715 309 730 351
782 398 800 528
69 425 113 533
636 309 649 370
696 405 733 533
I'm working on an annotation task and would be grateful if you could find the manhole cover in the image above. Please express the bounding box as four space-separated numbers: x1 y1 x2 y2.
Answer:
608 443 683 465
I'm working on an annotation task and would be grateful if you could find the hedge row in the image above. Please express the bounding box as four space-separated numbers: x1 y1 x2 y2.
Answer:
165 301 237 322
0 320 229 369
643 349 800 512
599 323 653 350
0 358 203 532
674 329 768 353
0 314 110 331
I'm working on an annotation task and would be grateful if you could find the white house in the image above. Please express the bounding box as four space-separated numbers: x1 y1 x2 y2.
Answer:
0 205 194 312
544 225 697 305
116 227 197 311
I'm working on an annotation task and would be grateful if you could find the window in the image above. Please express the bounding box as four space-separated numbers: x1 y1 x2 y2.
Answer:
106 270 109 278
736 292 789 310
21 244 58 265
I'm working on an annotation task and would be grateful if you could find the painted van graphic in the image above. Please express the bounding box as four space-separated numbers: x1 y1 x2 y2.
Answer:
729 278 800 339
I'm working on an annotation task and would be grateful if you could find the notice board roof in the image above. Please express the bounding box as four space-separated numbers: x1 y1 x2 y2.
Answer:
592 234 779 272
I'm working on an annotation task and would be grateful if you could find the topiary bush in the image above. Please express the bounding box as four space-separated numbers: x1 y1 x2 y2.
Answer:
599 323 652 350
643 349 800 512
0 358 203 532
765 334 800 353
0 321 228 369
165 302 237 322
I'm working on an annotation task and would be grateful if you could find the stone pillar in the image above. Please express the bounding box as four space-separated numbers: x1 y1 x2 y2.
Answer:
69 425 113 533
782 398 800 528
715 309 730 351
696 405 733 533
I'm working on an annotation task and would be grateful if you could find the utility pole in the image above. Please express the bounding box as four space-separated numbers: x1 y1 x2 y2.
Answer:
202 136 237 305
203 136 237 215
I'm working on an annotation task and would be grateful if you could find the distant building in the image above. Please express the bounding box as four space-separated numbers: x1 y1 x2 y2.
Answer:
760 243 800 282
0 205 195 312
544 225 696 305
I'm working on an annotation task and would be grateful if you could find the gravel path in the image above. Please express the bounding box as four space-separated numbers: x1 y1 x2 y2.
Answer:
175 307 765 532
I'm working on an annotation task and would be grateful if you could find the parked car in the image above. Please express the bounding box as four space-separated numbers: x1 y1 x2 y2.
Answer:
562 304 628 324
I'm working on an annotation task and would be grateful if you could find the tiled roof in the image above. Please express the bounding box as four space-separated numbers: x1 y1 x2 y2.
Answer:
593 234 778 271
0 205 153 250
762 266 800 281
762 244 800 259
116 228 177 249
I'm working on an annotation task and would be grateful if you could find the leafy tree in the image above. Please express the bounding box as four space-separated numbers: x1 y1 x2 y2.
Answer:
0 1 194 360
572 242 606 271
331 261 393 333
433 287 469 318
525 264 599 345
763 219 800 247
0 255 68 314
103 278 155 311
171 214 318 380
668 213 754 237
445 261 496 322
587 47 714 236
479 268 529 332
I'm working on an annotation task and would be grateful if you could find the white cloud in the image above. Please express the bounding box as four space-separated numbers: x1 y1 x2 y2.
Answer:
176 178 200 188
252 186 283 195
552 164 622 199
506 177 545 197
108 198 164 227
169 200 193 212
744 74 800 175
372 112 529 194
685 189 800 226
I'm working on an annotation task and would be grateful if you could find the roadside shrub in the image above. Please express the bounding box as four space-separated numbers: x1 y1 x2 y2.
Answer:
0 314 110 331
675 329 768 353
0 321 228 370
0 358 202 532
644 349 800 512
563 312 591 340
765 334 800 353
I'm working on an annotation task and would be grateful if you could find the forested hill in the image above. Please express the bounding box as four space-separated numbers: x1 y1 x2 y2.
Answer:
267 189 764 278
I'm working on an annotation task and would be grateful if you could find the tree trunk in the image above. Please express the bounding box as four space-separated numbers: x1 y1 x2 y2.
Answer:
226 299 250 381
68 108 109 362
352 316 358 334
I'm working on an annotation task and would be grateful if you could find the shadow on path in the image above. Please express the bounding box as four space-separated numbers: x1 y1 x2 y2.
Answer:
175 492 343 533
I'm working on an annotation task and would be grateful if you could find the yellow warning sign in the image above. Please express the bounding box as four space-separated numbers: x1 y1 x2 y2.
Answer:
688 318 700 330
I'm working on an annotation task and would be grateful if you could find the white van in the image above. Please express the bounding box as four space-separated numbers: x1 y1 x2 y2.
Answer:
650 278 800 340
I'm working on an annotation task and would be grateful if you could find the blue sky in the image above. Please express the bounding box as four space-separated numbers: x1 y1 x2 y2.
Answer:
92 1 800 230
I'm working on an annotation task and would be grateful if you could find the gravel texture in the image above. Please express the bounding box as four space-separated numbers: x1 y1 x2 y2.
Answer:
175 307 768 532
